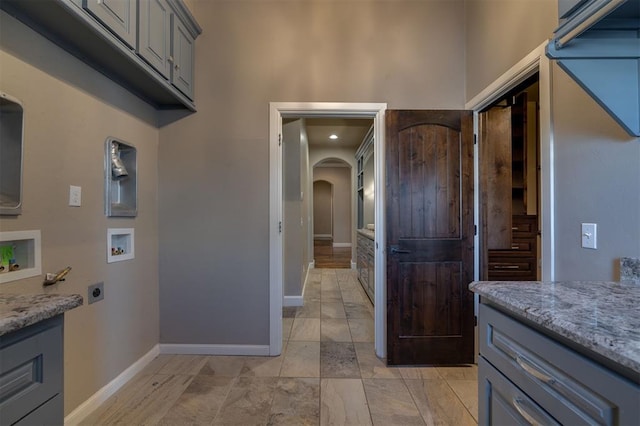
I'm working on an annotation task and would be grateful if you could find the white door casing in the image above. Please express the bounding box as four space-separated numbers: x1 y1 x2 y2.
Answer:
269 103 387 357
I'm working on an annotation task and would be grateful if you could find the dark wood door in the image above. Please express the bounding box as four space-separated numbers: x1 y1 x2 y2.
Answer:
386 110 474 365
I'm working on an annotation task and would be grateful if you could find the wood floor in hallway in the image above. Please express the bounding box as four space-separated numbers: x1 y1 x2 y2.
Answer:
80 269 477 425
313 239 352 269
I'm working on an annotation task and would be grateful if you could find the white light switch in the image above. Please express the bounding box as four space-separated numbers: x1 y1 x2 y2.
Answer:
581 223 597 249
69 185 82 207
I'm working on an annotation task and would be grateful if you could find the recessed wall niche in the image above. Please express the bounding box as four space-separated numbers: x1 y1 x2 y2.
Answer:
0 92 24 215
105 137 137 217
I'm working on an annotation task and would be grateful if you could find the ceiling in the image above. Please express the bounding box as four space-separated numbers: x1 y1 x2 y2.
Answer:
299 117 373 150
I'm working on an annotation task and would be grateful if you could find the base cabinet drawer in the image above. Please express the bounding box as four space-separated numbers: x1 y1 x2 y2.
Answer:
479 303 640 425
479 357 559 426
0 316 63 426
14 394 62 426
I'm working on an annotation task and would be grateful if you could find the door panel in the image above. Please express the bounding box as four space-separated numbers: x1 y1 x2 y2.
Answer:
386 110 474 365
481 107 512 250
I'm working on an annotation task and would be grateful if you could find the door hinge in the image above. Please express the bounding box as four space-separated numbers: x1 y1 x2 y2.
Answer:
474 225 477 236
475 316 478 326
474 134 477 145
278 134 282 146
279 221 282 233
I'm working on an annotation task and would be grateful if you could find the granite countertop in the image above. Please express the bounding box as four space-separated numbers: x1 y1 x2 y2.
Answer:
0 293 83 336
357 229 375 240
469 280 640 378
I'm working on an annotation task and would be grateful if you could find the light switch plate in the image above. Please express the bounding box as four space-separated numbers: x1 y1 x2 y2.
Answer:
69 185 81 206
581 223 597 249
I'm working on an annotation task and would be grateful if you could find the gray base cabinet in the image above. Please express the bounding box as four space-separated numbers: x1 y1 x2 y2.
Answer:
478 303 639 425
357 233 374 304
0 316 64 426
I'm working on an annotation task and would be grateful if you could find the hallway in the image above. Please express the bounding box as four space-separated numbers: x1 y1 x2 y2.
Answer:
81 269 477 425
313 239 352 269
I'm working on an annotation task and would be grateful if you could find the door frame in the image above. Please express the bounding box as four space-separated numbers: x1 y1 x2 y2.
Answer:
466 41 555 286
269 102 387 357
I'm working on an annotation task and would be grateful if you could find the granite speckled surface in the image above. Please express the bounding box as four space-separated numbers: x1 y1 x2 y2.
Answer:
0 293 83 336
469 280 640 377
357 229 375 240
621 257 640 284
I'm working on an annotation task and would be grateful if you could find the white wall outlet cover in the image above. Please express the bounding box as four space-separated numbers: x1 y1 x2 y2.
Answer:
69 185 81 207
581 223 597 249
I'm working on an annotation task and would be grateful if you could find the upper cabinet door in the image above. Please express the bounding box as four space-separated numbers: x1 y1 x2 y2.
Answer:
138 0 172 78
84 0 137 48
171 16 194 99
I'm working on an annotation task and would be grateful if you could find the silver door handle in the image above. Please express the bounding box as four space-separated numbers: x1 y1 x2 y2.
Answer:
512 397 542 426
390 246 410 254
516 355 556 385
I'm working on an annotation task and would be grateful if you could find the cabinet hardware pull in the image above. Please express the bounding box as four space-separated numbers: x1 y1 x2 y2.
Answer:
516 355 556 385
511 245 520 249
168 56 174 63
495 265 519 269
390 246 410 254
512 396 542 426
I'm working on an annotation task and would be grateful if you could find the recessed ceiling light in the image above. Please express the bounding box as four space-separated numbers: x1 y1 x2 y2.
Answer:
329 134 338 140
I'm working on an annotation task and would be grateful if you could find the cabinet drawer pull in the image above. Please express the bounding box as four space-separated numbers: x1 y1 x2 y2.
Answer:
516 355 556 385
512 396 543 426
495 265 519 269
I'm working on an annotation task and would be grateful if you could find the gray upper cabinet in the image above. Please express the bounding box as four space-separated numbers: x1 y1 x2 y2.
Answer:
138 0 172 78
557 0 589 19
1 0 201 111
171 15 194 98
84 0 137 49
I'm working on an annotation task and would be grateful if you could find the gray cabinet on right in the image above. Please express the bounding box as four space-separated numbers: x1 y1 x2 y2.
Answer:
478 303 639 425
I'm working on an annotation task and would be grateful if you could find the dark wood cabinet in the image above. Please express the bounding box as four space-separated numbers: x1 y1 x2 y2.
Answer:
488 215 537 281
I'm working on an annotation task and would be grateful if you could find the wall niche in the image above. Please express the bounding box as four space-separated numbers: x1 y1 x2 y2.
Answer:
0 92 24 215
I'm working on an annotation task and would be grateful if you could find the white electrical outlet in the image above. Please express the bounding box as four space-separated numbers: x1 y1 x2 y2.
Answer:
69 185 82 207
581 223 597 249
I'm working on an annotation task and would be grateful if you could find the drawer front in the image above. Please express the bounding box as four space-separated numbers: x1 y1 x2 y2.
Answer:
480 304 640 425
14 393 62 426
509 239 534 254
479 357 559 426
0 316 63 426
511 215 536 236
488 259 534 272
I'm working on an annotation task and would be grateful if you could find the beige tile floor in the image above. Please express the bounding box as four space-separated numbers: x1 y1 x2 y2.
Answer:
81 269 478 425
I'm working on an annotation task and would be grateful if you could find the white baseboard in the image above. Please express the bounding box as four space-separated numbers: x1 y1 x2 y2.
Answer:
284 295 303 307
159 344 270 356
64 344 160 425
351 260 357 269
309 260 315 269
314 234 332 240
333 242 352 248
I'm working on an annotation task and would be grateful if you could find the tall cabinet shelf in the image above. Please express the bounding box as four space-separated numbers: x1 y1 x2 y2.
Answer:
355 125 374 304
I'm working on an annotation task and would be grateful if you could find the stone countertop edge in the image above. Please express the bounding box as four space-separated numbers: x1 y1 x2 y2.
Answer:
357 229 375 240
469 280 640 378
0 293 83 336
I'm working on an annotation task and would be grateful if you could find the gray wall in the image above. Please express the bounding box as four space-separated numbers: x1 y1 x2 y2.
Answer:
465 0 640 280
465 0 557 100
314 167 352 245
313 181 333 237
158 0 466 345
283 119 310 297
0 12 159 415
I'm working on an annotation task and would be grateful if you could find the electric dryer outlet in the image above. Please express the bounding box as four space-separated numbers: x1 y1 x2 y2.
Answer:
88 282 104 304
